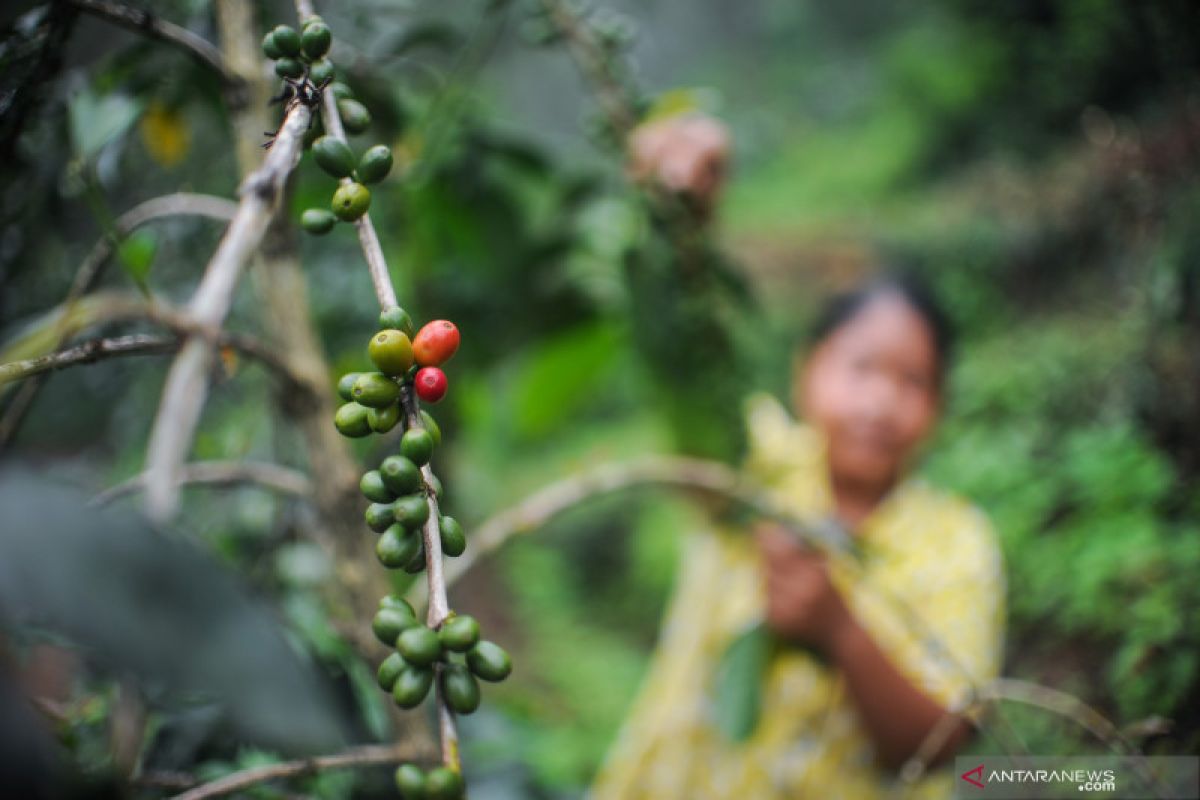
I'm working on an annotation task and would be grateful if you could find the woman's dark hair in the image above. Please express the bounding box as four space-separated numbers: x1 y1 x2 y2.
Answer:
807 272 956 385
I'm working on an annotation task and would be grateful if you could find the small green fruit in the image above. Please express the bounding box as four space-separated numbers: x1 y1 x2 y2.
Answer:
424 766 465 799
393 495 430 529
334 402 371 437
380 595 416 616
441 664 480 715
439 516 466 557
351 372 399 408
377 652 405 691
300 21 332 59
274 57 304 79
338 98 371 133
331 182 371 221
369 329 415 376
392 665 433 709
439 614 479 652
400 428 434 466
358 144 393 184
308 57 335 85
420 410 441 446
329 81 353 101
377 523 422 568
365 502 394 533
397 625 441 667
427 473 443 498
360 470 395 503
271 24 301 56
312 136 355 178
262 32 282 59
380 456 421 495
394 763 427 797
373 605 416 646
378 306 415 336
404 540 427 574
467 640 512 682
337 372 362 402
368 403 401 434
301 208 336 235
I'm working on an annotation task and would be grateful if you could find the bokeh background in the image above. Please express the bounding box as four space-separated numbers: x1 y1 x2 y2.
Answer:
1 0 1198 797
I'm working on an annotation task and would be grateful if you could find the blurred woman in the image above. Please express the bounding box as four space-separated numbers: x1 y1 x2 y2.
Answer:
591 115 1006 799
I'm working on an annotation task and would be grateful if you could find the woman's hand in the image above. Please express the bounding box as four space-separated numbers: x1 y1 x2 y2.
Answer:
756 522 854 654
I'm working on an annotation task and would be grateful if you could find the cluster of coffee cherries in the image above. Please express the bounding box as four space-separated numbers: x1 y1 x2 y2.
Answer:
261 16 389 233
374 596 512 797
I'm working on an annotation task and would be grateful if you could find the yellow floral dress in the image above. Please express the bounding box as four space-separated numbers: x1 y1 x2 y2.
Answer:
589 394 1006 800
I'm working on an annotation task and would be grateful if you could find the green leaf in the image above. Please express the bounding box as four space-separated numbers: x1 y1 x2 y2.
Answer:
713 621 774 742
116 229 157 291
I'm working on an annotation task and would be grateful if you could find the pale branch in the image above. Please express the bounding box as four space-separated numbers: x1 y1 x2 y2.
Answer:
438 454 854 591
90 459 312 507
0 194 236 449
166 743 436 800
0 334 176 382
295 0 457 770
142 97 314 522
69 0 242 90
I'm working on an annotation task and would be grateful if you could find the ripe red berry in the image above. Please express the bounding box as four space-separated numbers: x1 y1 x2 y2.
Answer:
412 320 460 367
414 367 447 403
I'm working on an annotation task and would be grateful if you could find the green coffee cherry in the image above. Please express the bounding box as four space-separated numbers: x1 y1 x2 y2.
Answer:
393 494 430 529
358 145 393 184
466 640 512 682
334 402 371 437
424 766 465 799
439 516 466 557
380 595 416 616
369 329 415 375
368 403 402 434
377 652 405 691
351 372 399 408
377 524 421 568
272 24 301 56
397 625 441 666
441 664 481 714
301 208 336 235
301 21 332 59
403 541 427 574
427 473 443 498
380 455 421 495
274 57 304 79
338 99 371 133
379 306 415 337
439 614 479 652
400 428 434 465
419 411 441 446
312 136 355 178
365 502 394 533
394 764 427 797
308 57 335 85
262 32 283 59
337 372 362 402
373 605 416 645
392 665 434 708
329 81 353 101
360 470 395 503
331 181 371 221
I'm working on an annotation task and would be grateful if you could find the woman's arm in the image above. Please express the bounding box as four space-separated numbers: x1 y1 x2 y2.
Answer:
757 525 972 771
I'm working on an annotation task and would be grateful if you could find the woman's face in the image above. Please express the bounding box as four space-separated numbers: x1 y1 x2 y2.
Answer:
794 294 942 493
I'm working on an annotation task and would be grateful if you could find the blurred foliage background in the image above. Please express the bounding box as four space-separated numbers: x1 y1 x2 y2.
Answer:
1 0 1198 797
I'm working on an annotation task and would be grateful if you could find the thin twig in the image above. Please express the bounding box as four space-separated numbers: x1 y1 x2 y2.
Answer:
167 743 435 800
69 0 242 90
0 334 176 382
0 193 236 448
91 459 312 507
294 0 457 770
142 97 314 522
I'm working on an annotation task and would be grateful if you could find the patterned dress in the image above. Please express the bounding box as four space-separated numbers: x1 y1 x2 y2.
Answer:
589 394 1006 799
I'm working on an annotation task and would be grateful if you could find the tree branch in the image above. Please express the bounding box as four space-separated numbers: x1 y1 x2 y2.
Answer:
0 333 176 382
166 742 435 800
91 459 311 506
68 0 243 91
142 97 314 522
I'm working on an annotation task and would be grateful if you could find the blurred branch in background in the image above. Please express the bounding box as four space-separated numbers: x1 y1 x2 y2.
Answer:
90 459 312 507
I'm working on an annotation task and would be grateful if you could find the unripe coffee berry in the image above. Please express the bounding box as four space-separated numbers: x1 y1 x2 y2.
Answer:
368 329 414 376
332 182 371 221
400 428 434 465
